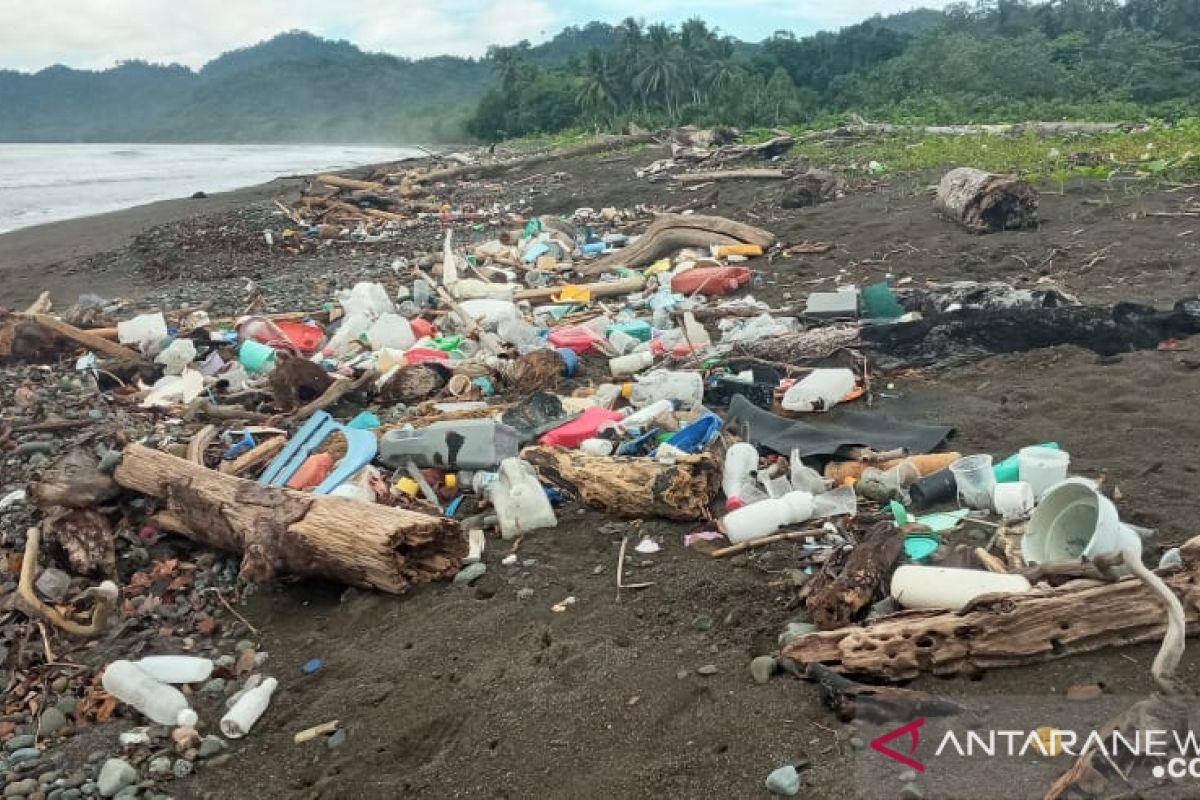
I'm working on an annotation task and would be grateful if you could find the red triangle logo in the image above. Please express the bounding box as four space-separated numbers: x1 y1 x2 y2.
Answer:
870 718 926 772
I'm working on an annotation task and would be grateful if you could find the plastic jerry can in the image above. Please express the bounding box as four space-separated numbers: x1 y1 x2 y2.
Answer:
624 370 704 409
379 420 522 470
492 457 557 540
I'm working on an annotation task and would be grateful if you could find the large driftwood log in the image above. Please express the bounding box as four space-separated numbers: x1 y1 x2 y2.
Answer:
783 540 1200 680
934 167 1039 233
114 443 465 593
522 446 719 521
676 169 788 184
802 120 1138 141
806 522 905 630
580 213 776 276
413 134 656 184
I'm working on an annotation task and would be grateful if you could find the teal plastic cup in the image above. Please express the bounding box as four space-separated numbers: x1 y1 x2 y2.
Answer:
238 340 277 372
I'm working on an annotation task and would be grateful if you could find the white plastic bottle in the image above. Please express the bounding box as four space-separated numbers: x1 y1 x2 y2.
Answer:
781 369 856 413
133 656 214 684
891 566 1032 611
625 370 704 409
722 442 760 510
610 351 654 377
491 457 558 540
220 677 278 739
720 491 815 543
102 661 198 727
620 399 675 430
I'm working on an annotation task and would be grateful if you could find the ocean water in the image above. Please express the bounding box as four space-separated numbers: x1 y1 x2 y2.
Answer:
0 143 425 234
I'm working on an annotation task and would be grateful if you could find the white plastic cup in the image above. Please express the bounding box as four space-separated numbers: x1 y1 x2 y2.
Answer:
993 481 1035 520
949 454 996 511
220 677 278 739
1019 447 1070 498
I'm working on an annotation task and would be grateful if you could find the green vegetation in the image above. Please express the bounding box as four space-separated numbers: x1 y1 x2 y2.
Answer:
467 1 1200 141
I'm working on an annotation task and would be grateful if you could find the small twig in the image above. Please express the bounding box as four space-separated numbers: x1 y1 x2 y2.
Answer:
209 588 260 636
711 526 826 558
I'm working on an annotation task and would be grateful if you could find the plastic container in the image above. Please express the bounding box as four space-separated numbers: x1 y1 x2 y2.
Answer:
993 442 1059 483
607 328 640 355
274 321 325 354
492 457 557 540
812 484 858 517
1024 478 1139 563
580 438 614 456
621 399 676 431
366 313 416 351
610 351 654 377
715 243 763 258
286 453 334 491
220 677 278 739
154 339 197 376
548 326 598 355
669 266 751 296
133 656 214 684
948 454 996 511
539 407 625 448
908 468 957 509
102 660 197 727
455 299 519 328
722 443 760 511
117 312 168 349
625 370 704 410
1019 447 1071 498
891 565 1031 611
380 421 522 471
993 481 1035 520
608 320 653 342
238 340 277 373
781 369 857 413
720 491 815 544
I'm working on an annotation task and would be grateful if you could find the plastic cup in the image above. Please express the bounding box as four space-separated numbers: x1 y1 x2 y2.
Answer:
993 481 1035 520
1019 447 1071 498
948 454 996 511
238 340 276 373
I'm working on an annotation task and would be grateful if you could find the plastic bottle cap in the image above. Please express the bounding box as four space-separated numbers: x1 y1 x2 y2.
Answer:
445 474 458 489
176 708 198 727
620 383 633 398
726 496 745 511
394 477 420 497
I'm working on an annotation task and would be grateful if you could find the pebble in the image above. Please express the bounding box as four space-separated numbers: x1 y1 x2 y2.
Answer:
214 655 236 669
35 569 71 603
117 730 150 747
49 677 69 694
171 759 192 779
5 778 37 797
96 759 136 798
900 784 924 800
696 664 720 676
849 737 866 750
54 699 77 719
14 442 56 459
201 678 227 695
453 563 486 586
39 772 60 786
112 788 138 800
61 792 80 800
765 765 802 796
516 587 534 601
198 736 225 759
750 655 778 685
691 613 715 632
253 652 269 667
205 754 232 768
6 735 36 751
898 769 918 782
9 749 41 765
326 730 347 750
675 668 689 680
147 757 172 778
38 708 68 735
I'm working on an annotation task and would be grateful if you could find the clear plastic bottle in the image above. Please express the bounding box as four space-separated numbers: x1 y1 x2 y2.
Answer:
592 383 623 409
722 443 760 510
220 677 278 738
720 491 815 544
133 656 214 684
102 661 198 726
620 399 675 430
609 351 655 377
607 328 640 355
781 369 857 413
624 370 704 409
498 317 544 350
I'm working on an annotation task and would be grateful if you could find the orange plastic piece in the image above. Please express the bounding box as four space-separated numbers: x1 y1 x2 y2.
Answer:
716 243 764 258
286 453 334 490
824 452 962 483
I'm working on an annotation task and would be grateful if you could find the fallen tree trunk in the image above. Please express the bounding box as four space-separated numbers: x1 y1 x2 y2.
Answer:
806 522 905 630
13 314 146 364
413 134 657 184
580 213 776 276
934 167 1039 233
676 169 788 184
783 540 1200 681
802 120 1139 141
316 174 385 192
522 446 719 521
114 443 465 593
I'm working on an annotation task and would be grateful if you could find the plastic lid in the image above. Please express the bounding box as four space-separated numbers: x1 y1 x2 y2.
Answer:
726 496 746 511
394 477 420 497
444 474 458 489
620 383 633 398
903 534 940 562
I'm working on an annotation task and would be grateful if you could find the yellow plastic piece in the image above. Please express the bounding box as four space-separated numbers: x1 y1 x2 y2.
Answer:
394 477 420 497
553 285 592 304
716 244 764 258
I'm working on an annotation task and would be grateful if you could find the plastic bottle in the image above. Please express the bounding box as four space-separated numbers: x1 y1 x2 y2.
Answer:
366 313 415 351
592 383 623 410
102 660 198 727
491 457 558 540
620 399 675 431
722 442 760 510
497 317 544 350
781 369 857 413
607 328 640 355
720 491 815 544
610 351 654 377
891 566 1031 611
133 656 214 684
624 370 704 409
220 677 278 739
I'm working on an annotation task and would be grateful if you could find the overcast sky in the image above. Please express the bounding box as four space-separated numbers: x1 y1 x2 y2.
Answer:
0 0 949 73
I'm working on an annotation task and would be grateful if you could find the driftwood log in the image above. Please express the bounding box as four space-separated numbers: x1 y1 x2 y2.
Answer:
802 120 1139 141
806 522 905 630
580 213 776 276
522 446 719 521
676 169 788 184
413 134 656 184
934 167 1039 233
114 443 465 593
805 663 963 724
783 537 1200 681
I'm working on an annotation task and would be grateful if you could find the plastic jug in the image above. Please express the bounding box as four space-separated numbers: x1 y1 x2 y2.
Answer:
379 421 522 470
720 491 814 544
455 298 520 328
133 656 214 684
610 351 654 377
624 370 704 410
492 457 558 540
102 660 197 727
220 677 278 738
723 442 761 510
621 399 676 431
669 267 751 296
781 369 856 413
366 313 416 351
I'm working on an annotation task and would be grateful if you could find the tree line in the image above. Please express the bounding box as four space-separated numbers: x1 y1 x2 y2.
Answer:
466 0 1200 141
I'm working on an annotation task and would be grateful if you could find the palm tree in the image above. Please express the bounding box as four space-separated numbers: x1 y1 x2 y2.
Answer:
487 42 530 92
577 49 618 121
635 23 683 119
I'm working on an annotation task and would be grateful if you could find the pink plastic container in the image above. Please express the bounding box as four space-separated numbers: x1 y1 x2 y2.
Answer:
539 407 624 448
670 267 751 297
548 326 600 355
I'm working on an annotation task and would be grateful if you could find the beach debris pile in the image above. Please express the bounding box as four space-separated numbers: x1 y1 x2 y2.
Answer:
2 161 1197 798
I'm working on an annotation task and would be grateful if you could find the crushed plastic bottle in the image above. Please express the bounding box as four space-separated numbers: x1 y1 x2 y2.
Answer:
102 660 198 727
781 369 857 413
133 656 214 685
624 370 704 409
721 491 815 544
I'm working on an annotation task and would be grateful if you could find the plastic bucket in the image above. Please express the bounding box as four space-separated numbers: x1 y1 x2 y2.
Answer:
238 340 276 372
1019 447 1070 498
1024 478 1138 563
948 454 995 511
993 481 1035 520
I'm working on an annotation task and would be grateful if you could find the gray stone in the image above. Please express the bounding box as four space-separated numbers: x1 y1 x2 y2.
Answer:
325 730 347 750
5 778 37 797
898 768 918 783
900 784 924 800
515 587 534 601
696 664 719 676
805 290 859 320
39 771 61 785
453 563 486 587
48 790 65 800
5 735 36 751
50 677 70 694
117 730 150 748
62 791 81 800
39 708 69 735
849 737 866 750
253 651 269 667
55 699 78 719
765 765 802 796
201 678 227 695
750 655 778 685
205 754 232 768
97 759 137 798
35 568 72 603
171 759 192 779
112 788 138 800
234 640 255 653
14 442 56 459
9 748 40 765
691 613 715 632
197 737 225 759
147 757 172 778
214 655 236 669
778 622 818 647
